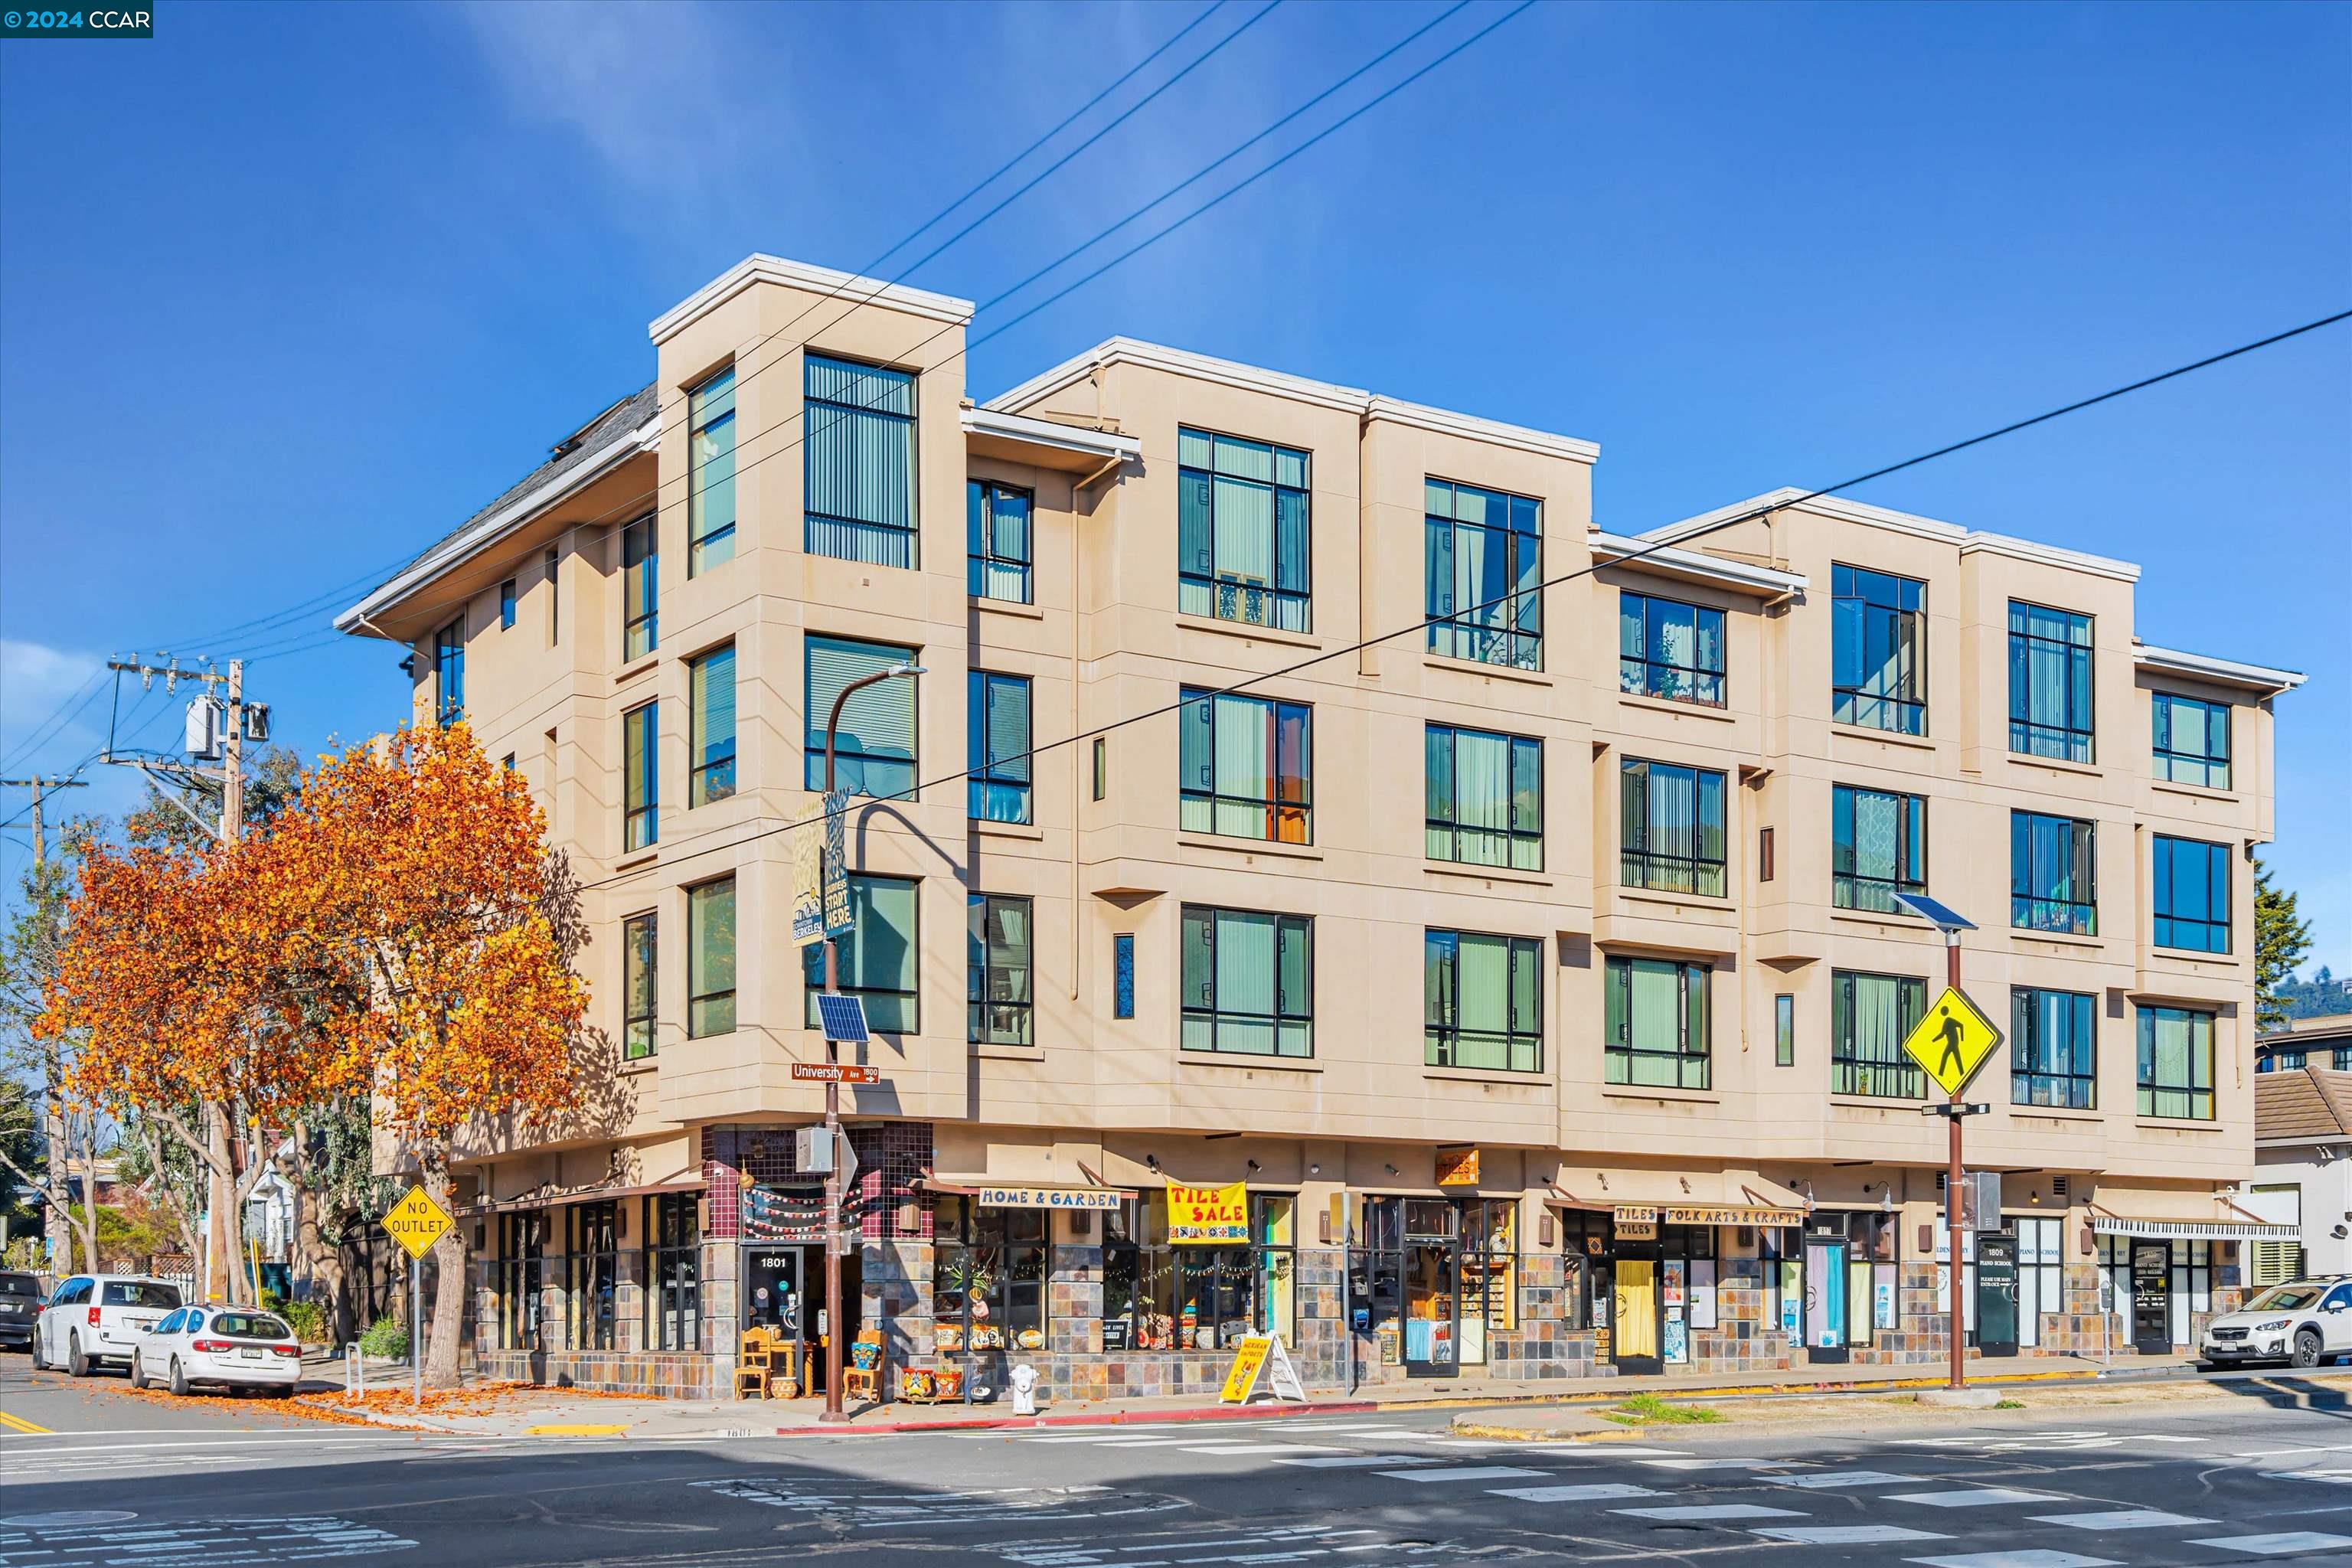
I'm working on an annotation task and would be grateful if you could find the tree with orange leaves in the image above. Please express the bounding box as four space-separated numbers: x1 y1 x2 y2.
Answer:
263 723 584 1387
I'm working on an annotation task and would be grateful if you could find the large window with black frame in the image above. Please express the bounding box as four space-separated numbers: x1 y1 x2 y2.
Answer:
1105 1191 1296 1355
1349 1196 1515 1367
565 1202 618 1351
932 1198 1049 1393
643 1192 700 1352
495 1210 547 1352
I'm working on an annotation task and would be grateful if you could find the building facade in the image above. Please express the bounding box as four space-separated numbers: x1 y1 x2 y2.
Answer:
2249 1016 2352 1286
339 254 2303 1399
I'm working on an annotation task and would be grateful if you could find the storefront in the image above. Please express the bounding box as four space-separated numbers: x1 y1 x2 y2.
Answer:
1352 1195 1515 1377
2092 1218 2291 1353
1550 1201 1803 1375
1766 1210 1903 1364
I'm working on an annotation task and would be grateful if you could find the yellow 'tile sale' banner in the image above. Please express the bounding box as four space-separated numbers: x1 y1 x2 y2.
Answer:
1167 1181 1248 1244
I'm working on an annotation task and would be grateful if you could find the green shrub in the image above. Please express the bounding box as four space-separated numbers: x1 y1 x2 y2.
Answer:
279 1299 329 1345
358 1315 409 1359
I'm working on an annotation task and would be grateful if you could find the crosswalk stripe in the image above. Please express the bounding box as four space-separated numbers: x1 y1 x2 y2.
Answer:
1271 1454 1436 1468
1886 1488 2066 1508
2028 1510 2213 1530
1755 1525 1949 1545
1766 1469 1916 1488
1487 1482 1661 1503
1378 1465 1547 1483
2185 1533 2352 1557
1172 1443 1345 1457
1612 1503 1806 1521
1906 1553 2121 1568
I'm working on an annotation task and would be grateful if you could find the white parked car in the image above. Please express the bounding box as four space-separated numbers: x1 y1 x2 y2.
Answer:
31 1274 184 1377
132 1305 303 1396
2199 1277 2352 1369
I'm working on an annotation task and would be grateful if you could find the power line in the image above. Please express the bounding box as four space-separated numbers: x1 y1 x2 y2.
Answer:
578 305 2352 892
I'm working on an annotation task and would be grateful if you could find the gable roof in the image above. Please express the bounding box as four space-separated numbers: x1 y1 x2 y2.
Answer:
2257 1065 2352 1146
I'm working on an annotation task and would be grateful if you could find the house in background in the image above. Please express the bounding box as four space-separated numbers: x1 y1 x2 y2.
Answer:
2250 1016 2352 1283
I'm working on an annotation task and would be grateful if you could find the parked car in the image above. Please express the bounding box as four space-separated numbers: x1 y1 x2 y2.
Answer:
31 1274 184 1376
0 1270 41 1350
2199 1276 2352 1368
132 1305 302 1396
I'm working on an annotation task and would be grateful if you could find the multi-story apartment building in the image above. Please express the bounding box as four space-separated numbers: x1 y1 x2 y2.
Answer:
338 253 2303 1398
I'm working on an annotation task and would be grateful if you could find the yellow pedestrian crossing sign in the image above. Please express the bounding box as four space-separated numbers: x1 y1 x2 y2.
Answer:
1903 985 2004 1097
384 1185 456 1261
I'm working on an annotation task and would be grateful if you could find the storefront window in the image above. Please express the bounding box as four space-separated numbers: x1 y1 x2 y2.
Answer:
565 1202 617 1351
1104 1192 1295 1353
1354 1195 1518 1368
495 1210 546 1352
933 1198 1048 1359
2097 1236 2211 1346
644 1192 700 1352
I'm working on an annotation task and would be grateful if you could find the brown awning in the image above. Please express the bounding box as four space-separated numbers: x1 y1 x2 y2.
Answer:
480 1177 704 1214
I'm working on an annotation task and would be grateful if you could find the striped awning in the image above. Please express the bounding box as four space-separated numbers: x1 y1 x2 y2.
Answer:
2091 1217 2298 1240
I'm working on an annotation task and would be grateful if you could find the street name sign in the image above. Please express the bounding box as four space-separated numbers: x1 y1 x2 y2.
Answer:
385 1185 454 1260
791 1062 882 1084
1902 985 2004 1097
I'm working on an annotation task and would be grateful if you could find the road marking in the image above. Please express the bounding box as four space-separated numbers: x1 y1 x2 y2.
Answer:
1766 1469 1918 1488
0 1411 54 1436
1756 1524 1949 1544
1171 1443 1346 1457
1488 1483 1661 1502
2187 1533 2352 1556
1271 1454 1436 1468
1377 1465 1547 1483
1906 1554 2120 1568
1886 1488 2066 1508
2030 1509 2213 1530
1639 1457 1792 1471
525 1423 629 1436
1612 1503 1805 1521
0 1514 417 1565
2262 1468 2352 1484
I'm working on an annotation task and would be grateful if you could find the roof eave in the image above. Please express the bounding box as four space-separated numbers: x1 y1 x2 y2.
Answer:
1589 529 1807 597
2135 643 2307 697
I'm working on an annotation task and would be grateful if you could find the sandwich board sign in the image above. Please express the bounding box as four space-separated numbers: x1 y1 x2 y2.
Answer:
1218 1333 1308 1405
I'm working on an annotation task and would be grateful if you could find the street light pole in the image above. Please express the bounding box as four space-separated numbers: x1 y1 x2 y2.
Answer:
817 662 921 1424
1945 928 1964 1393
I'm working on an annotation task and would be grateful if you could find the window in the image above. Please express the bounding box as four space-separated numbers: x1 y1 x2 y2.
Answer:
805 635 916 798
2138 1005 2215 1119
688 645 737 808
2015 1215 2063 1348
688 367 737 574
1105 1192 1295 1353
622 513 658 661
644 1191 699 1351
1619 591 1726 706
803 874 917 1033
499 577 517 631
622 701 658 851
1831 785 1926 913
2152 692 2230 789
2008 600 2095 762
1606 956 1710 1089
545 547 560 644
1178 427 1311 632
2154 834 2232 953
968 671 1031 824
967 479 1033 603
1425 724 1542 871
2012 987 2096 1109
968 893 1033 1047
1181 905 1312 1057
1831 564 1926 734
622 913 657 1061
1832 971 1927 1097
1758 826 1775 884
687 876 735 1038
2011 811 2096 934
805 354 916 568
1619 758 1726 897
1775 994 1795 1067
1425 930 1543 1073
1179 688 1310 844
1426 479 1541 669
566 1202 617 1352
495 1210 545 1351
502 753 516 772
934 1198 1047 1350
434 617 465 725
1091 737 1106 802
1112 933 1135 1019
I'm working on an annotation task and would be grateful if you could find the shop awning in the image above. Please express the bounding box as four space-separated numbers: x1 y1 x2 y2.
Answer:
477 1176 704 1215
1547 1169 1807 1227
918 1179 1129 1210
2091 1217 2298 1241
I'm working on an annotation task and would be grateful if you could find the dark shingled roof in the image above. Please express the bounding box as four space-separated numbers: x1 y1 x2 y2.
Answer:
2257 1065 2352 1145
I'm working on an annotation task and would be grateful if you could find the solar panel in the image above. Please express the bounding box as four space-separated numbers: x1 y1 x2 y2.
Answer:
815 993 870 1043
1891 893 1977 932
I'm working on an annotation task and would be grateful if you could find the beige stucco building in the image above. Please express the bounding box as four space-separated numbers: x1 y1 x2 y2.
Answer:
340 253 2303 1400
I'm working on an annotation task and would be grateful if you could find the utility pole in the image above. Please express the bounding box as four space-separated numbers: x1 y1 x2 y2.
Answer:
2 774 87 1276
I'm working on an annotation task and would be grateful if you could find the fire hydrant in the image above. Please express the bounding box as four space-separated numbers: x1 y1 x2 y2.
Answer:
1009 1363 1040 1416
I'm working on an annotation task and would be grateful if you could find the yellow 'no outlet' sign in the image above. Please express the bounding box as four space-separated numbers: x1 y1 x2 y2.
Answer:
384 1185 456 1260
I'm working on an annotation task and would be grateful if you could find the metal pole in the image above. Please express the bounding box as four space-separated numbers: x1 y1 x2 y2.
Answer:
1946 930 1965 1392
411 1256 423 1410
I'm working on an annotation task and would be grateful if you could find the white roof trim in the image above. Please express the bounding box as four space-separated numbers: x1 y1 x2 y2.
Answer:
649 253 974 345
335 420 656 634
2091 1217 2299 1240
1647 488 2141 582
959 405 1141 463
2136 643 2306 694
1588 530 1807 596
986 338 1599 462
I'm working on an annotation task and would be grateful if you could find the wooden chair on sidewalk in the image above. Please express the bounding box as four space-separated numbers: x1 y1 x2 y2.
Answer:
734 1328 776 1400
841 1328 884 1404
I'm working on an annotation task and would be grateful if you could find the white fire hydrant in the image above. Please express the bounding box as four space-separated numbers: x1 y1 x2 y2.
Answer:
1009 1363 1040 1416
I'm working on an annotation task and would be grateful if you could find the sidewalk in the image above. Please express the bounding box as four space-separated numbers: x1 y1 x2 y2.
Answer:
296 1348 2204 1439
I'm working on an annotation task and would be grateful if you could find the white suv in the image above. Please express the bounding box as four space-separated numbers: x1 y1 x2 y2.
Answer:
2200 1277 2352 1369
31 1274 185 1377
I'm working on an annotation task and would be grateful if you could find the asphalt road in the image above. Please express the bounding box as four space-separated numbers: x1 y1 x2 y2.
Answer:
8 1354 2352 1566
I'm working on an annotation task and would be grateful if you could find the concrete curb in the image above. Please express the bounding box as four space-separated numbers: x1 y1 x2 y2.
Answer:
1367 1365 2113 1413
769 1399 1380 1436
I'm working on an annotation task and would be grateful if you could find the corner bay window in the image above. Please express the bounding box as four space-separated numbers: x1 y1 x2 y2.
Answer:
1606 956 1710 1089
1106 1192 1295 1353
1832 971 1926 1097
688 367 737 574
1426 930 1542 1073
644 1191 700 1352
805 353 917 568
2011 986 2096 1109
2008 600 2095 763
1831 564 1925 734
1181 905 1311 1057
1178 427 1310 632
622 512 657 659
1619 758 1726 897
968 671 1031 824
1831 784 1926 913
2152 691 2231 789
806 635 917 798
2154 834 2232 953
621 912 656 1060
1425 724 1541 870
2011 810 2096 935
1426 478 1541 670
687 876 735 1038
622 701 657 851
1619 591 1725 706
804 873 918 1033
1180 688 1309 844
967 893 1033 1047
2139 1004 2215 1119
968 479 1033 603
690 645 737 807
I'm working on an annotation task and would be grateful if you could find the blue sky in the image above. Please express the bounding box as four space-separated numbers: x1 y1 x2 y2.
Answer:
2 1 2347 965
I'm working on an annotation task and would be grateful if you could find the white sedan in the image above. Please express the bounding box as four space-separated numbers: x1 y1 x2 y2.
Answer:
132 1305 303 1396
